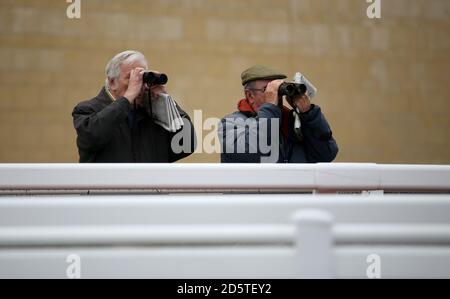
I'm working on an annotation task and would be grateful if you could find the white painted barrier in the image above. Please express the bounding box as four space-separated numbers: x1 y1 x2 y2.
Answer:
0 163 449 193
0 195 450 279
0 164 449 279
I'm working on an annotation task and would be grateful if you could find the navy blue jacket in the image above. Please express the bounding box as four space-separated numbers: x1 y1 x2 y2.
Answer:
218 103 338 163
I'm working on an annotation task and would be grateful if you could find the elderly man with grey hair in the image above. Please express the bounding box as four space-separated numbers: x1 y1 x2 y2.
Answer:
72 50 195 163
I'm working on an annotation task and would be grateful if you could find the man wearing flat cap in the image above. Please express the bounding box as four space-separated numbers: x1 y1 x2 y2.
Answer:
218 65 338 163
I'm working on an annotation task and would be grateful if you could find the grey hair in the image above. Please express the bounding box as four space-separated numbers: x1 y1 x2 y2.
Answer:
105 50 148 89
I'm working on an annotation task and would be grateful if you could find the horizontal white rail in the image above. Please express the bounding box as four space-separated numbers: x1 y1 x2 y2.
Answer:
1 195 450 225
1 224 450 247
3 247 450 279
0 163 449 192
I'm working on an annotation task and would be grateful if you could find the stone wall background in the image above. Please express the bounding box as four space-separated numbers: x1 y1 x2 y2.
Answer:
0 0 449 163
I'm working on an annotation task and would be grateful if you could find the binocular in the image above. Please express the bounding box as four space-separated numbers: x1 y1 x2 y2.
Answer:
278 83 307 99
143 72 168 85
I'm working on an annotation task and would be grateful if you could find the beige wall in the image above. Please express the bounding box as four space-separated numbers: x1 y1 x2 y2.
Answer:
0 0 449 164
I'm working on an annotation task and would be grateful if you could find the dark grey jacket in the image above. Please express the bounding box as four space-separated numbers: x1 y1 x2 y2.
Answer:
218 103 338 163
72 88 196 163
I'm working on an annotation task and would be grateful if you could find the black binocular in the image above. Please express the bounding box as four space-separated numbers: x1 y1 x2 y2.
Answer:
143 72 168 85
278 83 307 99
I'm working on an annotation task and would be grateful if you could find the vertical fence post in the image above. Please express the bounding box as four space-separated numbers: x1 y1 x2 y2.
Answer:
293 209 335 279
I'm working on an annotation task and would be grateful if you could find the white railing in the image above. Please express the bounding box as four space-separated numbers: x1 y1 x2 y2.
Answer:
0 163 449 194
1 194 450 278
0 163 450 279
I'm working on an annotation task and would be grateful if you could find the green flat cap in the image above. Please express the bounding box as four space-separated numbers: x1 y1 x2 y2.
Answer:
241 65 287 86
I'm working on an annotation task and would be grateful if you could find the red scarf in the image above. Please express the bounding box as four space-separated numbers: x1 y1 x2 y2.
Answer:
237 99 291 138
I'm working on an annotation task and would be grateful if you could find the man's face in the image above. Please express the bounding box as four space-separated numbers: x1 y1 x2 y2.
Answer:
109 60 148 103
245 80 271 112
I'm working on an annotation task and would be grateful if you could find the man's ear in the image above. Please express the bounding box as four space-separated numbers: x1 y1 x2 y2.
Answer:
245 90 253 101
108 77 117 91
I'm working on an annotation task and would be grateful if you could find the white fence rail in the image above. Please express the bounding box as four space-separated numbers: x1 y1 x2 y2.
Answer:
0 163 449 193
0 195 450 279
0 164 450 279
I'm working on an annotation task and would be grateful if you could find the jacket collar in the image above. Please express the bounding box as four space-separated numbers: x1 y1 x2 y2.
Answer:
97 87 114 105
105 86 117 102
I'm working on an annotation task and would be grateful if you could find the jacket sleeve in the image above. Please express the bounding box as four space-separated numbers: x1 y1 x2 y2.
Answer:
219 103 282 163
72 98 131 151
168 104 197 162
300 104 339 162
